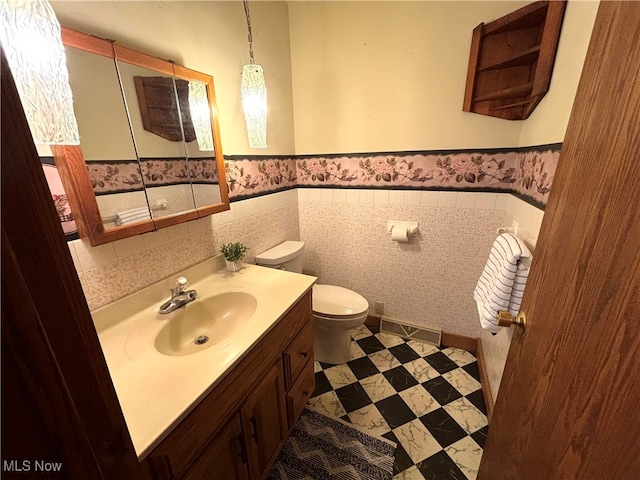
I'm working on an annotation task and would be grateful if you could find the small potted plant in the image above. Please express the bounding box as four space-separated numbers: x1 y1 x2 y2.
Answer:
220 242 249 272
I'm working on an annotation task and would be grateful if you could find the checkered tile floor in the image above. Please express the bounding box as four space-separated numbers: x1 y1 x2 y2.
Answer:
307 324 488 480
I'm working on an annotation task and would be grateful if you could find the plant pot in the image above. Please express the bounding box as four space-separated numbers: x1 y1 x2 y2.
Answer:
225 259 243 272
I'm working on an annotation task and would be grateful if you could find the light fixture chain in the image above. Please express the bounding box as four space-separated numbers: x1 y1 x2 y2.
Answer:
243 0 255 65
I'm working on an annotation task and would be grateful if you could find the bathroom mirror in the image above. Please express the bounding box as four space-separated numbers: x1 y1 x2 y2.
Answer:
64 33 151 231
174 65 224 211
115 53 198 222
52 27 229 246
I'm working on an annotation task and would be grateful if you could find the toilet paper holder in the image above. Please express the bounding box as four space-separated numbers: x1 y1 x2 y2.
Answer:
387 220 419 237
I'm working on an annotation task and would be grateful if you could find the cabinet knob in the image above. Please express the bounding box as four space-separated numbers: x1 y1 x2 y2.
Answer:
301 351 308 358
302 390 309 397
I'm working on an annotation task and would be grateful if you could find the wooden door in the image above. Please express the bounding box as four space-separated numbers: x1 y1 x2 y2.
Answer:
241 362 287 479
183 414 249 480
479 3 640 479
1 52 149 478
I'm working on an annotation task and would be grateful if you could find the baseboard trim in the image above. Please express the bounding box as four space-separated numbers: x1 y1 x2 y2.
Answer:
440 332 477 353
476 339 494 423
440 332 494 423
365 315 380 330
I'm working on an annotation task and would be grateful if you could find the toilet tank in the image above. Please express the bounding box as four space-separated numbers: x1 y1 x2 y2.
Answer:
255 241 304 273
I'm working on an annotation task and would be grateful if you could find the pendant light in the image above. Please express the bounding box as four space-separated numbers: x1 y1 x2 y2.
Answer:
241 0 267 149
0 0 79 145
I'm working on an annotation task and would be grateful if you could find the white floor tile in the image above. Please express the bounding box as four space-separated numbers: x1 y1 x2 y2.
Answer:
443 397 488 434
393 419 442 463
403 358 440 383
368 349 402 372
399 385 440 417
442 368 481 395
347 404 391 437
307 391 347 418
445 436 483 480
360 373 397 402
324 364 358 389
441 347 477 367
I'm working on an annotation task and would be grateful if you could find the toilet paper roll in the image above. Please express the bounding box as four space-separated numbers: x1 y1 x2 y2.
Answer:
391 226 409 242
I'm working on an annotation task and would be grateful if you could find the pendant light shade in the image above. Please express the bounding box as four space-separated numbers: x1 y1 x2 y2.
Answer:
188 81 214 151
0 0 79 145
241 64 267 149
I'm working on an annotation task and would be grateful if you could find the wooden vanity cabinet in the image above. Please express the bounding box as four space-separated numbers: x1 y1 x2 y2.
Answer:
182 414 248 480
146 290 313 480
241 363 287 478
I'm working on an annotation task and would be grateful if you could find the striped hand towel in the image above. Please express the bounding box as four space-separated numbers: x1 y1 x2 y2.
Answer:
473 233 532 334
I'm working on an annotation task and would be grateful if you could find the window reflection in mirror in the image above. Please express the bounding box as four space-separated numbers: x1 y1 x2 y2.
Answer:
65 46 151 229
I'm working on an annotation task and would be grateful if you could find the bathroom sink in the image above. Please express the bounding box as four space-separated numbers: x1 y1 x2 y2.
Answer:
154 292 257 356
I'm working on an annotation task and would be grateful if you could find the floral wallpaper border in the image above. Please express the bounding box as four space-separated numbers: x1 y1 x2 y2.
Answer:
86 157 219 195
42 143 560 209
225 143 561 208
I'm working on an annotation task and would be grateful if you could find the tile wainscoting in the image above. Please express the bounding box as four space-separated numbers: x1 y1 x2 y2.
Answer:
298 188 506 339
69 190 299 310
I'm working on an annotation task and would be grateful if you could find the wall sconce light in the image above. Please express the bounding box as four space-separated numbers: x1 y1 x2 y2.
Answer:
241 0 267 149
0 0 79 145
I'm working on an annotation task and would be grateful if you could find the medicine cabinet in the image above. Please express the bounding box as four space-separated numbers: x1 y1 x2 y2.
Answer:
52 27 229 246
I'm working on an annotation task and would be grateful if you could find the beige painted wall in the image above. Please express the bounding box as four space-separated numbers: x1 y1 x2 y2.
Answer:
288 1 529 154
288 1 599 154
519 1 599 146
51 1 296 156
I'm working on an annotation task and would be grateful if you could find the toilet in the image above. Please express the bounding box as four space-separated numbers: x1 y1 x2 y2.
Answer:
255 241 369 364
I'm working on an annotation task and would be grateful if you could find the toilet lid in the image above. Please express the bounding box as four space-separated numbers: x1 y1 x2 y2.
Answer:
312 285 369 318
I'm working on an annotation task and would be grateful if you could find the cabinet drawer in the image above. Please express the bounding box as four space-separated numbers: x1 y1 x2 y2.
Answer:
283 321 313 390
286 358 315 429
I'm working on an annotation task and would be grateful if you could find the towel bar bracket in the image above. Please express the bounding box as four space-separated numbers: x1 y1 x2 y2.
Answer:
497 310 527 334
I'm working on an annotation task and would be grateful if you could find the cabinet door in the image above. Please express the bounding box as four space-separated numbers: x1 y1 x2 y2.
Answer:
241 362 287 479
182 414 249 480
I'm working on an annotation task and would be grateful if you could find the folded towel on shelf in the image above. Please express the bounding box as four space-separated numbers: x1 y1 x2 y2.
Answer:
115 207 152 226
473 232 532 334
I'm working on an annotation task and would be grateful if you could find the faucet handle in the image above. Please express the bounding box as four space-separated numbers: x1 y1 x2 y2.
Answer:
171 276 188 297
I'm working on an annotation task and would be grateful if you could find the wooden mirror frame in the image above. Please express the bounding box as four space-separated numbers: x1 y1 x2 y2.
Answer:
53 27 229 246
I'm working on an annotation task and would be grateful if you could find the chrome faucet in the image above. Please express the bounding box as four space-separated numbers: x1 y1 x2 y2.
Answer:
159 276 197 315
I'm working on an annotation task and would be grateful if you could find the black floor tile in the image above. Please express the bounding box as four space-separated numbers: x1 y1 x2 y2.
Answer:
312 371 333 397
420 408 467 448
340 414 351 423
347 356 380 380
424 351 459 374
383 431 414 475
465 389 487 415
366 322 380 334
318 361 333 370
462 361 481 381
423 376 462 406
356 336 387 355
471 425 488 448
388 343 421 363
417 450 467 480
375 394 416 429
334 382 372 413
382 365 419 392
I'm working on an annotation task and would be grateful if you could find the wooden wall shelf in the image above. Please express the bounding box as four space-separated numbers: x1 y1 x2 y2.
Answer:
463 1 566 121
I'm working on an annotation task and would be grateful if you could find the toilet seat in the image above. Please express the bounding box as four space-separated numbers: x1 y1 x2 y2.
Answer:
312 284 369 320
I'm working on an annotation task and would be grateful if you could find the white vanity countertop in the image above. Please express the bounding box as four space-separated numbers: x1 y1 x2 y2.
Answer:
91 259 316 459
